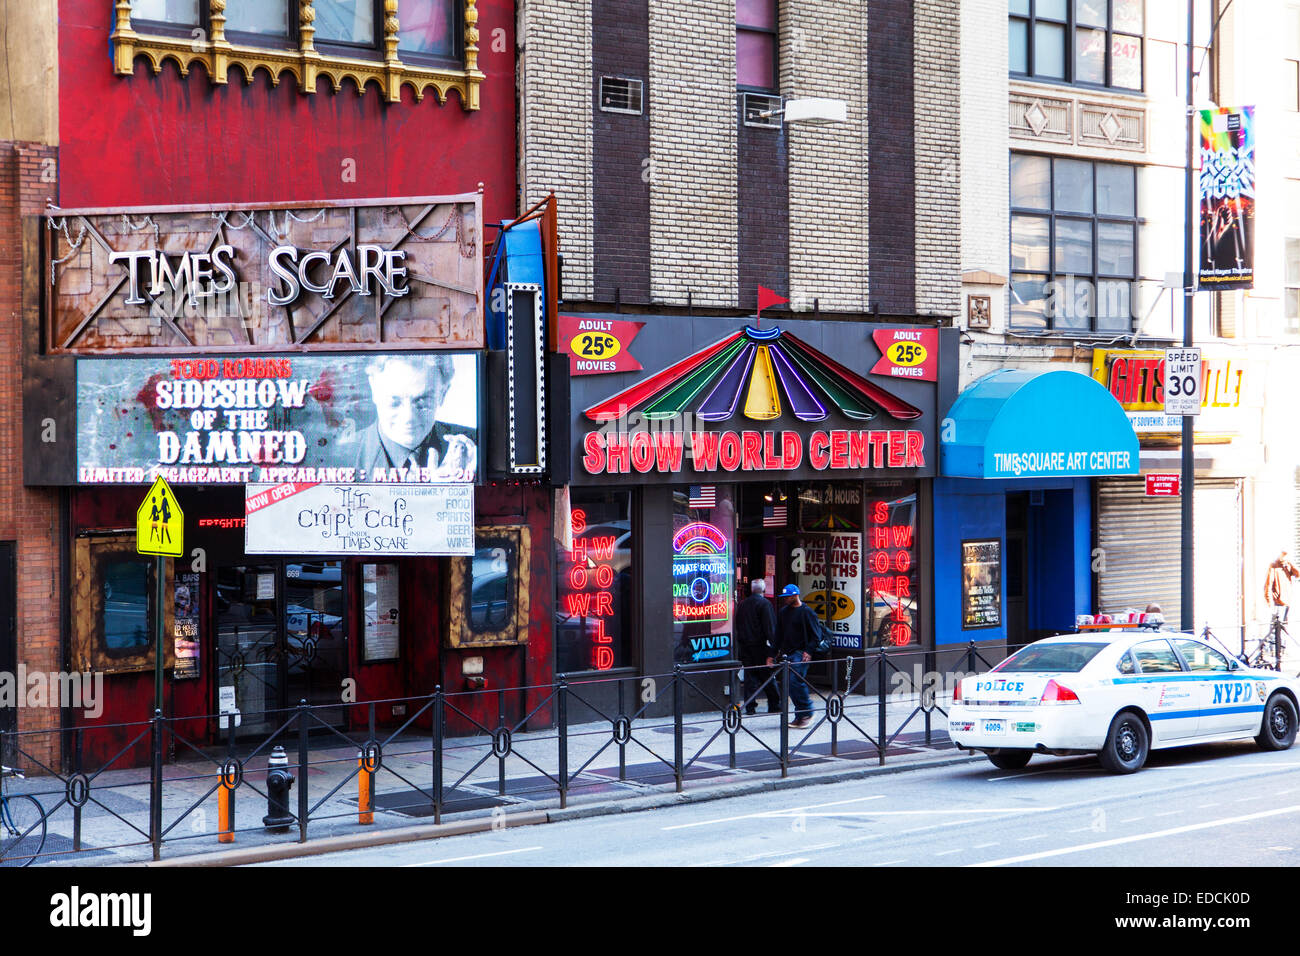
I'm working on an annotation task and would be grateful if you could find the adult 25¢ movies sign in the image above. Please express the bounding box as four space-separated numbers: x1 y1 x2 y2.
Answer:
245 482 474 556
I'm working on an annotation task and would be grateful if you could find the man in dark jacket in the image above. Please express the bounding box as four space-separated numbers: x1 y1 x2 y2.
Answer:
770 584 816 727
735 580 779 715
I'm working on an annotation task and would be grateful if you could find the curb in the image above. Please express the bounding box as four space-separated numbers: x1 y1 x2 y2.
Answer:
141 748 981 866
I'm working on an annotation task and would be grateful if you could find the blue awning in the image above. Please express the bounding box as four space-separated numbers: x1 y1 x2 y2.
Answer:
941 369 1139 479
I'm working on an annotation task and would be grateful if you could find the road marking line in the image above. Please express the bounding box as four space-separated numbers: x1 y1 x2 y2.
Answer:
789 808 1059 817
661 795 884 831
770 857 809 867
870 859 907 866
972 842 999 849
968 804 1300 867
933 848 964 857
1118 817 1143 823
403 846 543 867
1153 810 1182 817
692 842 842 867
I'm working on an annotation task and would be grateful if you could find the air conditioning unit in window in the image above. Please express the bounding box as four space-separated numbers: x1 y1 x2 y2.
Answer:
742 92 782 128
600 76 644 114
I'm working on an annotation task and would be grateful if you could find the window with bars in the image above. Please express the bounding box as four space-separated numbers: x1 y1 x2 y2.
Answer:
737 0 778 91
1010 153 1140 332
1010 0 1143 91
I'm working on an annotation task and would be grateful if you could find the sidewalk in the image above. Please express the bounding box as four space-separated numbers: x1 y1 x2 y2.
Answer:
7 691 973 867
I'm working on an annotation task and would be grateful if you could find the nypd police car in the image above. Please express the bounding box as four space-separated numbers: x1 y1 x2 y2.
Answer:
948 631 1300 773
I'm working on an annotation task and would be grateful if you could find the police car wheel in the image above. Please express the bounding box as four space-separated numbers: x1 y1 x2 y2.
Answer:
986 750 1033 770
1098 710 1148 774
1255 693 1298 752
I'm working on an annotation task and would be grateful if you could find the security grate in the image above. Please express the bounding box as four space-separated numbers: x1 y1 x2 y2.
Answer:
600 76 644 114
742 92 782 128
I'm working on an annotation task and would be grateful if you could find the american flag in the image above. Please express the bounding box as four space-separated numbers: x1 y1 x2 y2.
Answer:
763 504 787 527
689 485 716 509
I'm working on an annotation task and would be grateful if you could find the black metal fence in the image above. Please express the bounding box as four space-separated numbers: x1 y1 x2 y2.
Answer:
0 643 998 866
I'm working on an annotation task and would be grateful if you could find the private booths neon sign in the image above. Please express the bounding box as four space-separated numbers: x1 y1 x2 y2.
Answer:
671 522 731 626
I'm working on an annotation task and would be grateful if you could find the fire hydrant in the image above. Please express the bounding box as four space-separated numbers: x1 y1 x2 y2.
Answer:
263 745 295 832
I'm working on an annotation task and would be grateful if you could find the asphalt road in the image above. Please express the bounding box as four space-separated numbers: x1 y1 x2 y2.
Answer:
255 740 1300 867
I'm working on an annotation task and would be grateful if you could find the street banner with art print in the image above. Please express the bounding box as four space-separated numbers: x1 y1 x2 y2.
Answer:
1198 106 1255 290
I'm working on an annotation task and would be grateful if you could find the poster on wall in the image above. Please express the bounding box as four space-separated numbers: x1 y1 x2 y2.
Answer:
245 483 474 556
173 571 200 680
961 539 1002 630
1198 105 1255 290
76 352 479 485
796 534 863 650
362 563 401 662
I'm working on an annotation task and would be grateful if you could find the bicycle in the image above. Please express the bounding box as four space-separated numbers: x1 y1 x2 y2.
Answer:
0 766 46 867
1242 614 1287 672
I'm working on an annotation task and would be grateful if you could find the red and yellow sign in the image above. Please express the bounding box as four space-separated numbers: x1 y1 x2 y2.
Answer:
870 329 939 382
558 315 644 375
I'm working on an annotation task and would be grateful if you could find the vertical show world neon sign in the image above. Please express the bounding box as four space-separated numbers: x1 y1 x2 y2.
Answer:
563 508 620 671
866 500 915 646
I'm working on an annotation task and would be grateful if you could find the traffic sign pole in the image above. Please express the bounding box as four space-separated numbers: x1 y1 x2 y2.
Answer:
155 555 164 715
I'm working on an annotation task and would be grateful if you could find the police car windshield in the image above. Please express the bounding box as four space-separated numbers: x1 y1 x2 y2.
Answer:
991 642 1107 673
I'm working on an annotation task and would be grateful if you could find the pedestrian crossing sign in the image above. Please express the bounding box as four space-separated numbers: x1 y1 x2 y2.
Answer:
136 476 184 557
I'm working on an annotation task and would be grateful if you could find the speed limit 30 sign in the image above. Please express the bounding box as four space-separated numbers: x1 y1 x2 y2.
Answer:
1163 347 1202 416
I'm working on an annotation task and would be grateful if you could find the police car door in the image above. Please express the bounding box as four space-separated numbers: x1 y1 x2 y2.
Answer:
1173 638 1261 736
1130 638 1197 741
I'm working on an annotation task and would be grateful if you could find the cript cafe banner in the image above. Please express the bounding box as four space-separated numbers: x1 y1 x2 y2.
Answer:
1198 106 1255 290
76 352 479 485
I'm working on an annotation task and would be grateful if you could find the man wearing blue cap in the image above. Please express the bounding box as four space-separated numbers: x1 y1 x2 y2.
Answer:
767 584 816 728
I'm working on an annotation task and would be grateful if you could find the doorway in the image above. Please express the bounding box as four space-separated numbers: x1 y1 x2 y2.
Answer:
214 561 349 736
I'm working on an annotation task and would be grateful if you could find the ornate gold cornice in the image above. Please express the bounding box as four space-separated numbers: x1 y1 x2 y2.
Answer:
111 0 484 110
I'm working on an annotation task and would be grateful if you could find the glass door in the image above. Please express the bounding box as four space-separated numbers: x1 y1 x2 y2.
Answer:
214 561 349 736
215 565 281 737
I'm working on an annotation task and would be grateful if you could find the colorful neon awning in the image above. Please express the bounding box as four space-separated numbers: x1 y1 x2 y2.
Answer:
583 326 923 424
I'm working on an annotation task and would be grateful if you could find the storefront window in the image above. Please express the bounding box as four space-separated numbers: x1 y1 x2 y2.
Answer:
864 483 919 647
103 560 153 653
556 490 634 673
795 483 864 651
671 486 737 664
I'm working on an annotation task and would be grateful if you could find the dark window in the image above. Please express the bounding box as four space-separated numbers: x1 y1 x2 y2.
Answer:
993 641 1107 672
1011 0 1143 91
737 0 778 91
102 559 153 653
470 544 516 632
1010 153 1139 332
1132 639 1184 673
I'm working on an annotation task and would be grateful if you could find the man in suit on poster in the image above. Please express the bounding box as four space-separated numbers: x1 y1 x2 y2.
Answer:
351 354 477 481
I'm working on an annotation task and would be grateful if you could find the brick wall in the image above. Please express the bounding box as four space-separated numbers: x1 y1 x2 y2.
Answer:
785 0 869 314
593 0 652 303
867 0 916 314
0 141 61 761
647 0 738 307
518 0 595 299
737 105 788 311
913 0 961 316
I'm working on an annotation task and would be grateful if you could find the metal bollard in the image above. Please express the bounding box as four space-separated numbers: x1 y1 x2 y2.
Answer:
358 750 373 825
262 745 295 832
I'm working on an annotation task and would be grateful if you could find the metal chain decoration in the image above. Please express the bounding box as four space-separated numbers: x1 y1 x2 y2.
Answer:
47 217 88 287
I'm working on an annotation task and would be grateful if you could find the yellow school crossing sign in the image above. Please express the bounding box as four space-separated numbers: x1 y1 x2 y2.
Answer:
136 477 183 557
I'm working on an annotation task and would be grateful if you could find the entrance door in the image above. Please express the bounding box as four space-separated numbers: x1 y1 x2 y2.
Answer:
214 561 348 736
0 543 14 738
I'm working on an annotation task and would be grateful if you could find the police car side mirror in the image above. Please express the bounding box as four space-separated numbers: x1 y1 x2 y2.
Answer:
1228 657 1241 671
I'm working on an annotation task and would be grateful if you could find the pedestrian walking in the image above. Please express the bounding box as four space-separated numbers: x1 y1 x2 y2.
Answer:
1264 550 1300 622
770 584 816 728
736 580 779 715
